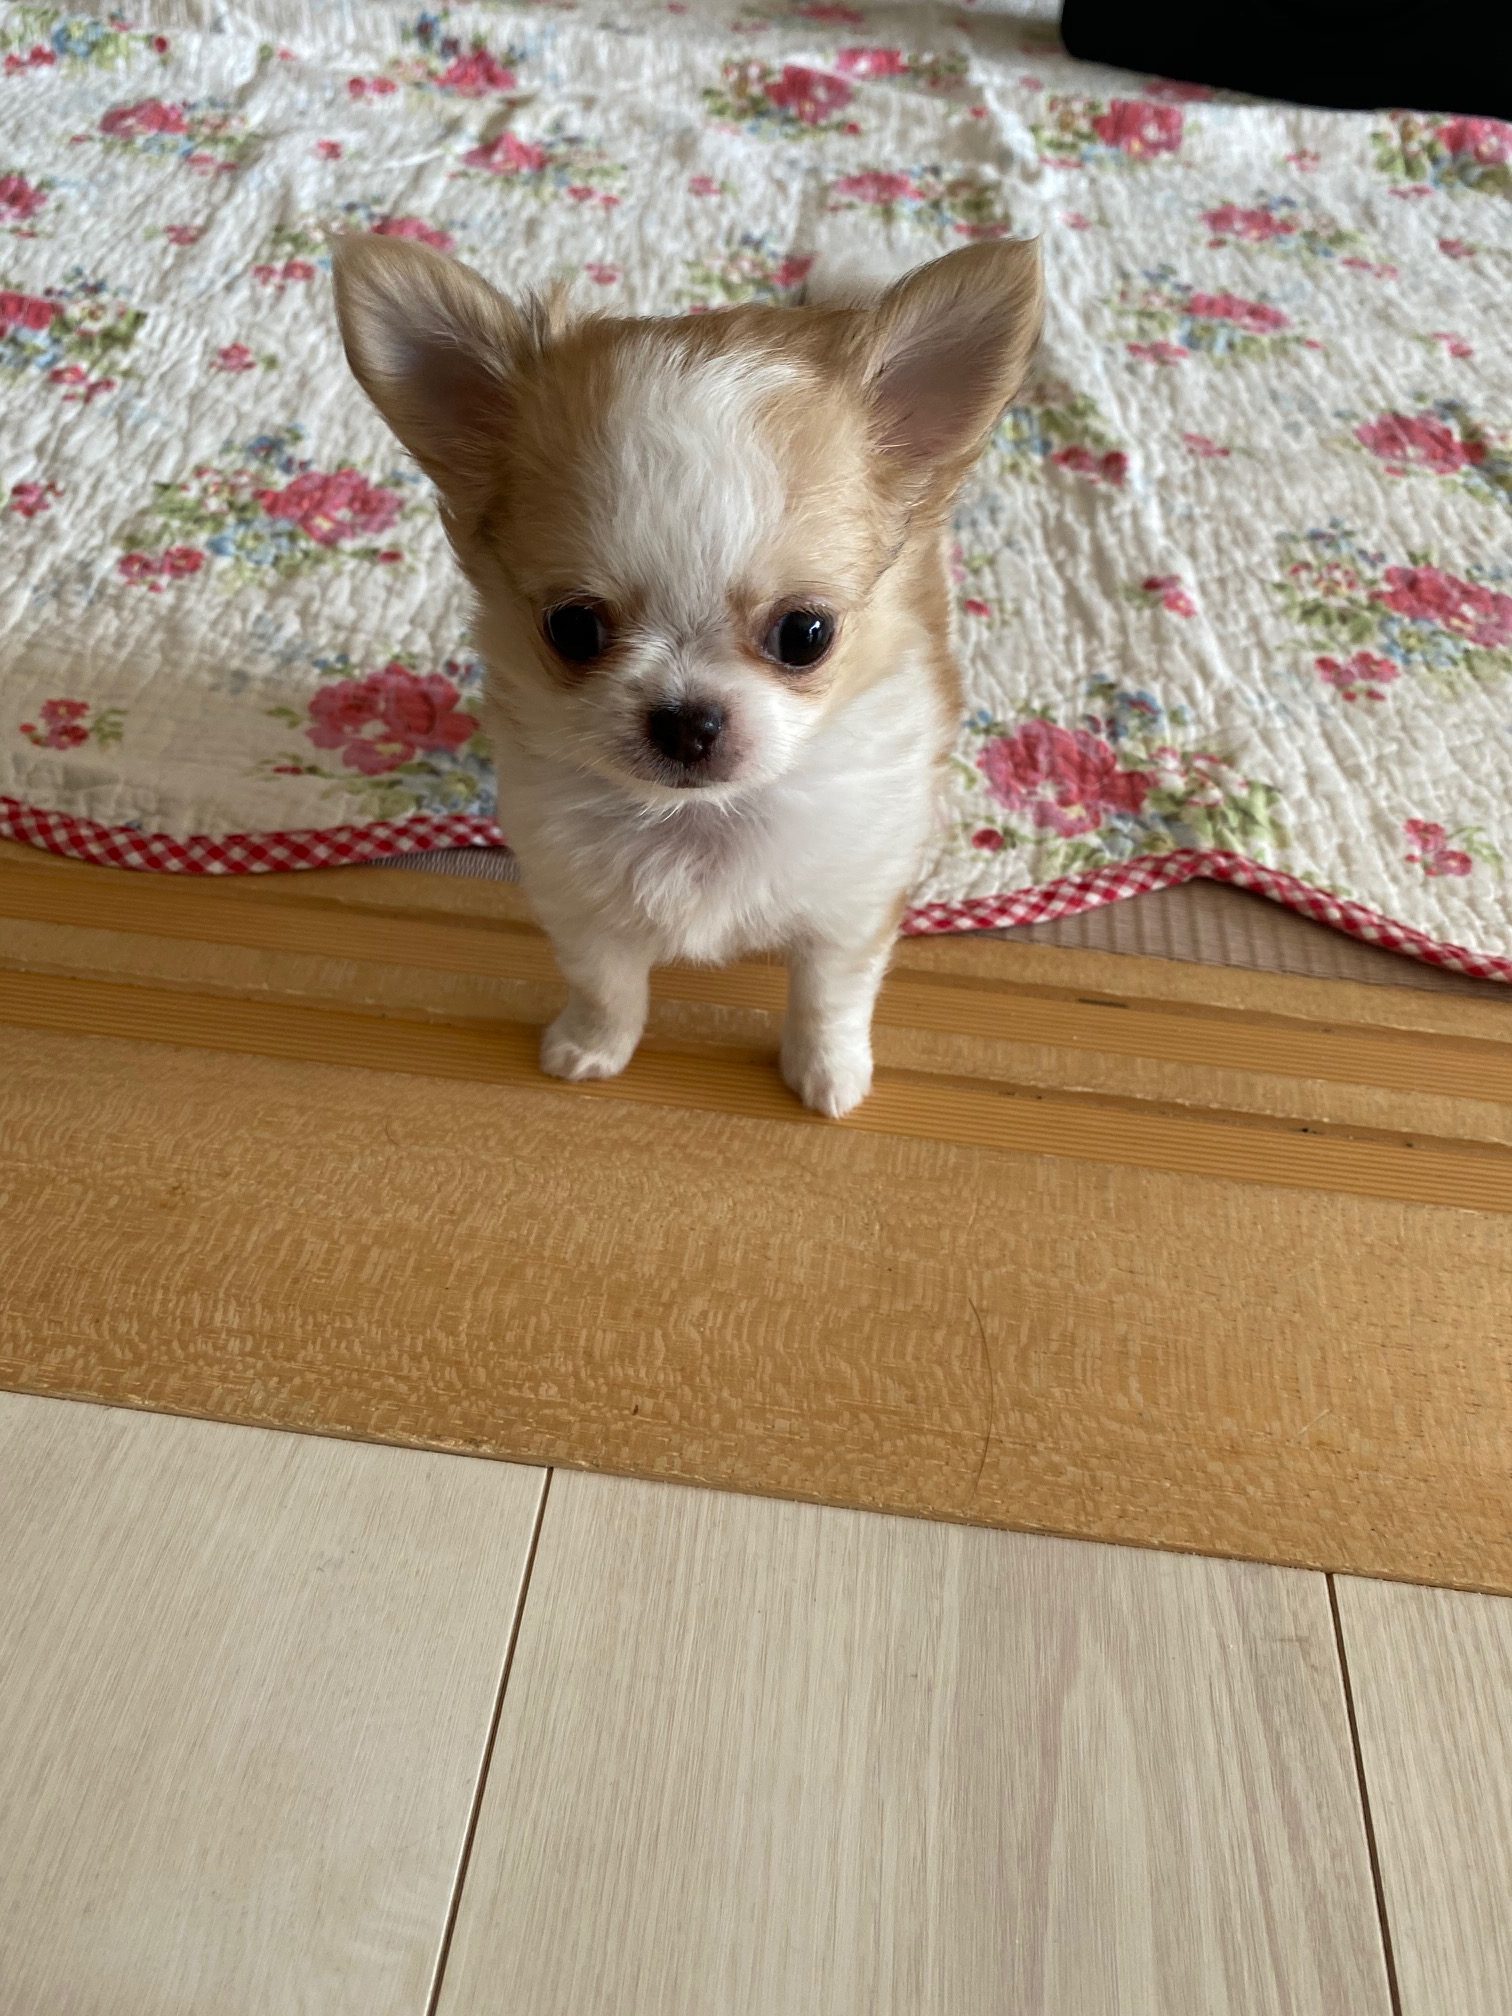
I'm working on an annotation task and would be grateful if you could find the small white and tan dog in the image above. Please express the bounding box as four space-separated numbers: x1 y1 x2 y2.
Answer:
333 234 1040 1116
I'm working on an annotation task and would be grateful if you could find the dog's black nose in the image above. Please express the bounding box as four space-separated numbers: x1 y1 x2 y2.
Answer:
647 701 725 767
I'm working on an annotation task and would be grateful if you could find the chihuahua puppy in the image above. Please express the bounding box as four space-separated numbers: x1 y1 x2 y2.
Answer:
333 235 1040 1115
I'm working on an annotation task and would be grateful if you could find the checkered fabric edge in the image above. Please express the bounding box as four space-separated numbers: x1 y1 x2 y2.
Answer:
902 848 1512 983
0 795 506 873
4 796 1508 983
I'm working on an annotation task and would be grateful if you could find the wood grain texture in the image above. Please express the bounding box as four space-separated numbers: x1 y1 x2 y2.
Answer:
2 842 1511 1590
4 840 1508 1097
0 1391 544 2016
6 965 1509 1211
436 1472 1391 2016
1336 1578 1512 2016
10 911 1512 1153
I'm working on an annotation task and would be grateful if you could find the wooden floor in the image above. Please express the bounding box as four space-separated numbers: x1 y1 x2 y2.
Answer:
3 840 1511 1594
3 844 1509 2008
2 1390 1509 2016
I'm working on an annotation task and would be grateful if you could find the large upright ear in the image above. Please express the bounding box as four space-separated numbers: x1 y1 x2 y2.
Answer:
331 234 526 499
864 238 1042 485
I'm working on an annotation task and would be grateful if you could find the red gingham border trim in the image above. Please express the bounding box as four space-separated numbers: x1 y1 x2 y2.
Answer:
3 796 1508 984
902 848 1512 984
0 795 505 874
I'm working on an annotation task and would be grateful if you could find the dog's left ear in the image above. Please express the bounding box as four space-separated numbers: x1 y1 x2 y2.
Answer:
863 239 1042 487
332 235 542 501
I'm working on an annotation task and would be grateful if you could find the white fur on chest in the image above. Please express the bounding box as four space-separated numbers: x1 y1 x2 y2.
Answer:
493 657 944 961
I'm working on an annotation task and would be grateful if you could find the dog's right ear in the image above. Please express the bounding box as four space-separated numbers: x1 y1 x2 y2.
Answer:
862 238 1042 495
332 235 528 500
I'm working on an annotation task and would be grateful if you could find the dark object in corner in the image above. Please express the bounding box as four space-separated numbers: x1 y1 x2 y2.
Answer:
1060 0 1510 120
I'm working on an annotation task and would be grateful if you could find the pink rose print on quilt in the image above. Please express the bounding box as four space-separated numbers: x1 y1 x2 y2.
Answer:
19 698 123 750
261 660 493 820
434 50 516 95
0 270 144 403
680 234 813 307
1119 270 1311 365
100 98 187 139
1203 202 1298 244
0 172 48 229
462 132 547 174
1201 196 1395 276
1277 528 1512 701
307 665 476 774
115 425 419 587
259 468 401 547
1402 818 1501 879
371 215 455 249
455 127 623 202
1378 567 1512 648
835 47 909 80
1092 100 1182 155
8 479 60 517
831 45 967 91
1314 652 1400 703
961 682 1285 875
831 170 919 205
978 718 1153 836
364 14 524 96
1374 112 1512 195
1356 411 1480 473
116 546 204 592
1351 403 1511 513
0 288 56 335
1033 96 1185 166
1126 575 1198 617
704 62 859 135
92 97 254 174
251 202 458 291
991 377 1130 486
826 166 1017 239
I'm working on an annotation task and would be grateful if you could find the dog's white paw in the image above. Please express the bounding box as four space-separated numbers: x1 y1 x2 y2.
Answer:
780 1030 873 1119
540 1013 638 1084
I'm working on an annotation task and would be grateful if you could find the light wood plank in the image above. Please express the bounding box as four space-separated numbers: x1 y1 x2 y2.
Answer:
437 1473 1391 2016
0 1392 544 2016
1337 1578 1512 2016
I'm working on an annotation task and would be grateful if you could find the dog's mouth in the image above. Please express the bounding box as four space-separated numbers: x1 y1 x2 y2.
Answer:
614 757 750 807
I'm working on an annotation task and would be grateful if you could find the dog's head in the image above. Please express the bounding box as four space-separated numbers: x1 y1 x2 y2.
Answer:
333 235 1040 804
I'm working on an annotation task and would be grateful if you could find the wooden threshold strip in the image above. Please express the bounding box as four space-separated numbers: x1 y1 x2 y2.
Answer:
1 856 1508 1103
1 968 1507 1214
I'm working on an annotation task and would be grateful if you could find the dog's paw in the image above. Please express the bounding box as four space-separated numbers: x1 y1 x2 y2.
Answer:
780 1030 873 1119
540 1013 638 1084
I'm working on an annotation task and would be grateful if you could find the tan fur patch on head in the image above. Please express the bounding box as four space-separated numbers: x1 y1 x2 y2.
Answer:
467 308 904 691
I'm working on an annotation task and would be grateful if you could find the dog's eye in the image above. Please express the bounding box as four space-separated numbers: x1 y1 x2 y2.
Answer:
544 602 608 664
763 608 834 670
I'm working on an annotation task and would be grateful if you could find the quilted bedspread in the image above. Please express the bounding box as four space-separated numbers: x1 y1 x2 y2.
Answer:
1 2 1509 977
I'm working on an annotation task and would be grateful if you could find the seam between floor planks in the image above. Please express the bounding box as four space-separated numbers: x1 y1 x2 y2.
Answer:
431 1473 1398 2016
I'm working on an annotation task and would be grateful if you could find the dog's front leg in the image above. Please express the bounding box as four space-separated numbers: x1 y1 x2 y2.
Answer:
539 920 652 1084
780 926 895 1119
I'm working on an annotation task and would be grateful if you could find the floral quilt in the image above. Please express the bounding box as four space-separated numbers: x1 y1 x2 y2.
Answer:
2 2 1510 978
